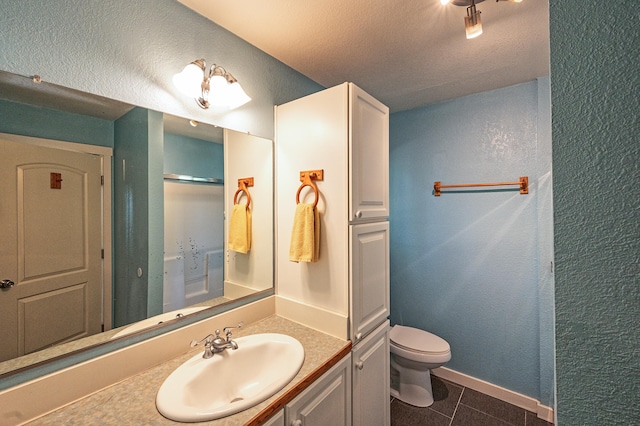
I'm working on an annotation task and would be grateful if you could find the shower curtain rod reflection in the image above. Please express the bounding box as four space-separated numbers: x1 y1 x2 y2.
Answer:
434 176 528 196
163 173 224 185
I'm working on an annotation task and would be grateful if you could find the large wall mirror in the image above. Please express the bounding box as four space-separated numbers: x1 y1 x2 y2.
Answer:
0 70 274 381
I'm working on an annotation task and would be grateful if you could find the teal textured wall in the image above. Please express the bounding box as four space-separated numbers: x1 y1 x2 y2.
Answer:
550 1 640 423
0 99 114 147
147 109 165 319
113 108 161 326
0 0 323 138
390 80 554 403
163 133 224 179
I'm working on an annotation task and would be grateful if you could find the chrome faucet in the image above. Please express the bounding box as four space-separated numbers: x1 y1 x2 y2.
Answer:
213 322 243 352
191 321 243 358
190 334 216 359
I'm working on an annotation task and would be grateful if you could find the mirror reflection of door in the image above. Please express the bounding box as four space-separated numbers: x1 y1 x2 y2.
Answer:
0 139 102 362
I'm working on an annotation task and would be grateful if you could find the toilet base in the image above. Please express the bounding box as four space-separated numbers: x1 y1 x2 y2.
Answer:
390 357 435 407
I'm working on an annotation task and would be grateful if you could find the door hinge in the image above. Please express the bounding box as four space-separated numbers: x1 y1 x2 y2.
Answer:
101 175 104 186
101 249 105 259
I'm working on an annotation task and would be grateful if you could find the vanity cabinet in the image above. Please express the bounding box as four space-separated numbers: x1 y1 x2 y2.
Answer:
285 353 352 426
276 82 390 341
276 82 389 425
352 320 390 426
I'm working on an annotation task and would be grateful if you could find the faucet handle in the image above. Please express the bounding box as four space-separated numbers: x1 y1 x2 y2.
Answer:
191 334 217 359
223 321 243 340
190 333 214 348
223 321 244 334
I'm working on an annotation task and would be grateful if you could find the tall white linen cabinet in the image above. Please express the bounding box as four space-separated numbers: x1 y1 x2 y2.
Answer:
276 82 390 426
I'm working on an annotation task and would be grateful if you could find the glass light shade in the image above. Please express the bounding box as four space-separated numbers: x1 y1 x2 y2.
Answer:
173 63 205 98
465 11 482 39
207 74 230 107
227 81 251 109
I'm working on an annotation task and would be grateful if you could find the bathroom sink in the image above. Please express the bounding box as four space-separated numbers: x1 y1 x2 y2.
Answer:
156 333 305 422
111 306 209 339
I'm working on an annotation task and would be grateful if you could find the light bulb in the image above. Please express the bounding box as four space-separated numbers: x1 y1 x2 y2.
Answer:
464 3 482 39
173 63 205 98
227 81 251 109
208 74 229 107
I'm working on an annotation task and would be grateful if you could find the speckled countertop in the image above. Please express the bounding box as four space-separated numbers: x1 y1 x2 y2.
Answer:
27 315 350 425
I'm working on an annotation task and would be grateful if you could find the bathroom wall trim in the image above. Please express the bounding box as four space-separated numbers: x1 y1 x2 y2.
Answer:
275 295 348 340
433 366 554 423
224 280 264 299
0 297 276 425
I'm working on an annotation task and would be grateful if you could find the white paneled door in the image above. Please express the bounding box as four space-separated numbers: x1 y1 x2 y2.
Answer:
0 139 102 362
350 221 390 343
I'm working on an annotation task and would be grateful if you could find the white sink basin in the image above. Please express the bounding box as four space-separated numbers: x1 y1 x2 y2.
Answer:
156 333 305 422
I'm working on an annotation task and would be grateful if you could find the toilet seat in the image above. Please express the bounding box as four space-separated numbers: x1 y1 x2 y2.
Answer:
390 325 450 355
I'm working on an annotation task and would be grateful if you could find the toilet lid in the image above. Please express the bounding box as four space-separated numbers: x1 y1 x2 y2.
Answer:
390 325 450 354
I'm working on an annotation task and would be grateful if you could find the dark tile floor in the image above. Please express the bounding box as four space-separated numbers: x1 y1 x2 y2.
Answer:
391 376 553 426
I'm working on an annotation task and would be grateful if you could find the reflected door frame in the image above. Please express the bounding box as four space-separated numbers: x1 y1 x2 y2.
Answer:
0 132 113 332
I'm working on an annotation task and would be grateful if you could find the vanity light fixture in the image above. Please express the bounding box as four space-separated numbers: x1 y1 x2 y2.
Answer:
173 59 251 110
440 0 522 40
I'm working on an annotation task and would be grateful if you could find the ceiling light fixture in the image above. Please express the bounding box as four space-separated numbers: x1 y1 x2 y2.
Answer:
464 0 482 39
442 0 523 39
173 59 251 110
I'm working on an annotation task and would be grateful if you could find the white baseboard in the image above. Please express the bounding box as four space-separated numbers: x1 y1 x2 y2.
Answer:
432 366 554 424
275 296 348 340
224 280 263 299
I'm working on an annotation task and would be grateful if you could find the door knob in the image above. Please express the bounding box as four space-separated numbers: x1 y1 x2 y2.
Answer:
356 360 364 370
0 279 15 289
291 420 302 426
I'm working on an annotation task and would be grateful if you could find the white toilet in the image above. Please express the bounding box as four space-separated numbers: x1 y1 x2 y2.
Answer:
389 325 451 407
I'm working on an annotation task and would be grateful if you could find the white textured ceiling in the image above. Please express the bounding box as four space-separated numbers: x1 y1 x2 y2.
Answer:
177 0 549 112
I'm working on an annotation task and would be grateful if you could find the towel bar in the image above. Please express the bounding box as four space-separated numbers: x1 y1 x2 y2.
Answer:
163 173 224 185
296 170 323 207
434 176 528 196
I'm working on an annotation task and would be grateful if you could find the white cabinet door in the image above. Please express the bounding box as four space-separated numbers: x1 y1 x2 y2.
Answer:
352 320 390 426
350 221 390 343
349 83 389 222
263 409 285 426
286 354 352 426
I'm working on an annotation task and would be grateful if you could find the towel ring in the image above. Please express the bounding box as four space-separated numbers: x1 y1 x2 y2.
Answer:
234 180 252 209
296 173 319 207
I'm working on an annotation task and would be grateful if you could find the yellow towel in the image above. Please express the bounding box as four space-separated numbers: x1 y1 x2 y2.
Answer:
228 204 251 254
289 203 320 263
